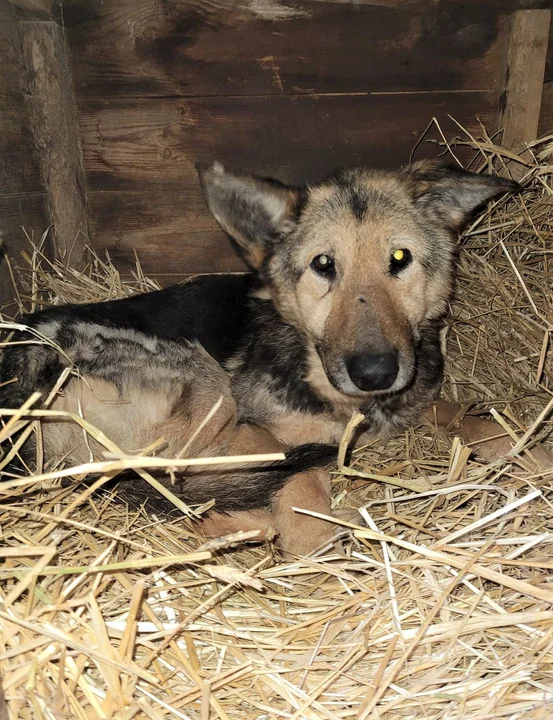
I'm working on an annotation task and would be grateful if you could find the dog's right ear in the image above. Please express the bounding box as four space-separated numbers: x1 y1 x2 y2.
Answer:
197 163 300 271
405 161 520 231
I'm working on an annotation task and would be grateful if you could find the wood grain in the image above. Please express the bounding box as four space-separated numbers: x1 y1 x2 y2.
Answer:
84 90 497 276
0 4 43 195
538 80 553 136
89 189 244 274
498 9 550 152
20 21 90 269
0 5 50 311
59 0 511 99
544 6 553 82
79 91 498 192
0 193 49 312
51 0 549 280
7 0 51 18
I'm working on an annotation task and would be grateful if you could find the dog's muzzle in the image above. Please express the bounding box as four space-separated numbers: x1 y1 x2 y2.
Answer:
345 351 399 392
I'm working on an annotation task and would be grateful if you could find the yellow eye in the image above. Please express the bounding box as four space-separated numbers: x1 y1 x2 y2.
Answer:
390 248 412 275
311 253 336 276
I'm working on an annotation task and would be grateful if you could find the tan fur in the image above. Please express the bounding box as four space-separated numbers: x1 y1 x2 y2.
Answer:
305 347 357 411
200 509 273 541
270 467 337 556
265 177 455 399
45 377 175 463
270 411 347 446
46 376 340 556
423 400 553 470
10 161 522 557
200 467 341 558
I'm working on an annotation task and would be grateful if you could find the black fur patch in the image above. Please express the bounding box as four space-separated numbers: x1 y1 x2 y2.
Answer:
348 189 368 221
235 298 329 420
99 443 337 515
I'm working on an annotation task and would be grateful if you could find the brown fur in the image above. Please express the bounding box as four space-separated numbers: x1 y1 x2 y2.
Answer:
2 161 534 556
423 400 553 471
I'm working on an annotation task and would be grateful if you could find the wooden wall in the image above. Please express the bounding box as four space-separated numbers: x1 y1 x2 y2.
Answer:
58 0 522 281
0 3 49 310
539 16 553 133
1 0 551 289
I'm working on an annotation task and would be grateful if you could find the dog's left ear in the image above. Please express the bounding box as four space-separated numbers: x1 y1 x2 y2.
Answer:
198 162 300 271
406 161 520 231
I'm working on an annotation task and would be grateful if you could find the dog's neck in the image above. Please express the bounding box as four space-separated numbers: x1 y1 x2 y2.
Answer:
230 293 445 442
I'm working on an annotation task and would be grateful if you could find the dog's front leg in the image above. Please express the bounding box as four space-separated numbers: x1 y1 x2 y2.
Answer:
422 400 553 469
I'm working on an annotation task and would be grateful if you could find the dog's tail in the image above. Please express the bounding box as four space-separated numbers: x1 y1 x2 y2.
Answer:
113 443 338 514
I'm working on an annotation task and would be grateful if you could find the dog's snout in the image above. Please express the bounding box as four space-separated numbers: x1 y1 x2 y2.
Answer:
345 351 399 392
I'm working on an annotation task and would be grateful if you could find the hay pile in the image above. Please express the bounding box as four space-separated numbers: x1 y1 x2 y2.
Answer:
1 131 553 720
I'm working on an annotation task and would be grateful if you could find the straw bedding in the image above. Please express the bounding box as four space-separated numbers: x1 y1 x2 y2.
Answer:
1 130 552 719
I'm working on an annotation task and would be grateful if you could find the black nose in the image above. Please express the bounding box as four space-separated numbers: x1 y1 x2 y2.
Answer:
345 351 399 391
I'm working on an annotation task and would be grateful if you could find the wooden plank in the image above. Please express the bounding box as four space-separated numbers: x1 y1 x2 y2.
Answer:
0 193 49 312
89 189 245 274
8 0 51 18
79 91 498 193
498 9 550 152
545 7 553 82
84 90 498 276
20 21 90 270
0 3 29 85
538 80 553 136
0 5 49 312
58 0 510 98
0 4 43 195
0 98 46 196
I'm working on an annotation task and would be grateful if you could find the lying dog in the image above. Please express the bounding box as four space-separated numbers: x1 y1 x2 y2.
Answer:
0 161 526 554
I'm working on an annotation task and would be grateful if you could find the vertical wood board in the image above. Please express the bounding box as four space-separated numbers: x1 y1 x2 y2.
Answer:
21 20 90 269
499 9 551 152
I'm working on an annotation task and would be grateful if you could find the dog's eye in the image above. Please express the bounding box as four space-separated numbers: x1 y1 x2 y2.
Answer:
390 248 412 275
311 254 335 277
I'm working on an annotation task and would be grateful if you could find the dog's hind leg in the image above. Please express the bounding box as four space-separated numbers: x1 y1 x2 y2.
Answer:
271 466 339 557
198 469 338 556
219 422 340 556
33 325 342 555
193 422 339 556
199 467 339 557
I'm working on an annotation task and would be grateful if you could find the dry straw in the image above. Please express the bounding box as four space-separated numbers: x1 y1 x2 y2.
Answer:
1 124 553 719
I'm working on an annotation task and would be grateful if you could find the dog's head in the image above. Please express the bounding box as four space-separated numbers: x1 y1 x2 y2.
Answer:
199 161 518 398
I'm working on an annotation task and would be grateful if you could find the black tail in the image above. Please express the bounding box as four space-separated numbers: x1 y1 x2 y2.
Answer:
113 443 338 514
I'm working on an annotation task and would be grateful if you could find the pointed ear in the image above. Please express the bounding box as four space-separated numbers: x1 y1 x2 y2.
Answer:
197 162 300 270
406 161 520 231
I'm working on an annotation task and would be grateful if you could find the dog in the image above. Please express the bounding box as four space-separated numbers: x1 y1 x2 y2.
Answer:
0 160 524 555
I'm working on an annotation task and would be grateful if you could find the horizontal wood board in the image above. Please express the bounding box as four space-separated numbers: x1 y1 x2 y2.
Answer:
58 0 551 277
83 93 497 274
59 0 512 98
